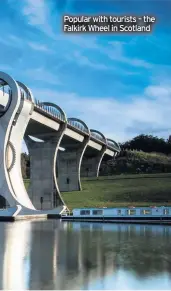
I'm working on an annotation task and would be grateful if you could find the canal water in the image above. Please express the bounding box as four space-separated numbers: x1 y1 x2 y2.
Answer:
0 220 171 290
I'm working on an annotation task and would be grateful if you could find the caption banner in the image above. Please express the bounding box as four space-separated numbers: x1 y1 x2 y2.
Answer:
63 15 156 33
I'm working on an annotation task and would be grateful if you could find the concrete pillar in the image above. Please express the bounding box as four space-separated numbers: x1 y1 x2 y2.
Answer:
57 137 89 192
81 146 106 178
25 132 66 210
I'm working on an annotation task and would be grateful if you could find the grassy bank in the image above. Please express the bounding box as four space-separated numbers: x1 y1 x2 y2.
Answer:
24 173 171 210
62 173 171 210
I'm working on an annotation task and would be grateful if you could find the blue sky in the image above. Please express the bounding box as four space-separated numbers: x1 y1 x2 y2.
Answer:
0 0 171 142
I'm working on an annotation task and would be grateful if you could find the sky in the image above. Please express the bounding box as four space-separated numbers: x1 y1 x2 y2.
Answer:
0 0 171 143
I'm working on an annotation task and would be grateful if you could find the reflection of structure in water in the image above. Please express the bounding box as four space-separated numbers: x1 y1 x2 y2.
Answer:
71 222 171 278
1 221 32 290
0 195 10 209
0 223 6 289
28 221 57 290
1 221 171 290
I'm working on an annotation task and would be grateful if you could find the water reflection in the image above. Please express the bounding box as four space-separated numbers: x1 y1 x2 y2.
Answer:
0 221 171 289
0 221 31 290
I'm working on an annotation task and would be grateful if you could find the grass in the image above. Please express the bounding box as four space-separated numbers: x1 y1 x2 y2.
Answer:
24 173 171 210
24 179 30 190
61 173 171 210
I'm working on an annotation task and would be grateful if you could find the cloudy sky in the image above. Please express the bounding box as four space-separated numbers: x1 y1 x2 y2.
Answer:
0 0 171 143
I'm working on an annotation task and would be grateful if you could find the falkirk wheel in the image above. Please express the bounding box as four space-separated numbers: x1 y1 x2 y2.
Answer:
0 71 120 218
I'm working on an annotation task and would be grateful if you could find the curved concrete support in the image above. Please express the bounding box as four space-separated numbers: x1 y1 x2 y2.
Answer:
6 95 36 209
57 137 90 192
25 122 68 209
0 71 66 215
0 71 33 208
81 129 107 178
57 119 90 192
81 145 107 178
81 138 120 179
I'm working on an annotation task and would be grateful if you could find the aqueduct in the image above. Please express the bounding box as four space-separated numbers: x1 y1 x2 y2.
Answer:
0 71 120 217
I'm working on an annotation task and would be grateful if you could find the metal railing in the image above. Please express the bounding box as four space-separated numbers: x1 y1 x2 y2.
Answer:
0 83 120 152
0 85 31 102
90 131 106 144
34 99 65 121
67 119 89 134
20 89 32 101
107 140 120 151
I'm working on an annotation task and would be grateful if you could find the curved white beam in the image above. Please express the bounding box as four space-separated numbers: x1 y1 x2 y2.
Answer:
39 101 67 122
0 71 27 207
106 138 121 152
0 71 67 214
90 129 107 144
16 81 35 102
68 117 90 135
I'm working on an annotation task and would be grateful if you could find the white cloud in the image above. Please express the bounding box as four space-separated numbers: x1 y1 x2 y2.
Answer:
22 0 54 36
145 85 171 99
104 41 152 69
0 34 24 48
58 36 152 70
21 0 151 71
68 51 108 70
28 41 53 53
25 67 61 85
63 35 99 50
23 0 47 26
31 81 171 143
66 50 141 75
8 35 21 44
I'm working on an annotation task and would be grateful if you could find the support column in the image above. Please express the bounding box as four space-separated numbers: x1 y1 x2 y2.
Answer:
0 71 35 208
25 129 66 210
81 146 106 178
57 137 89 192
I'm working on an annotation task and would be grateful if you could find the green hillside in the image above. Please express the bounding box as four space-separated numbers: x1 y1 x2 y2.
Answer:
100 150 171 176
23 147 171 211
62 173 171 210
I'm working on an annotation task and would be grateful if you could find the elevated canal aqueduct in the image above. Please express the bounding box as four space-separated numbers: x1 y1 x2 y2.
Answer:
0 71 120 217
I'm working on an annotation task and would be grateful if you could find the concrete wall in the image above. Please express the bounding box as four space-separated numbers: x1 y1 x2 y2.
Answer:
81 146 106 177
26 136 64 210
57 137 89 192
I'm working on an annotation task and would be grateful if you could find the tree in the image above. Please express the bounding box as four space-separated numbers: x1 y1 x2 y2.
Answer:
121 134 171 154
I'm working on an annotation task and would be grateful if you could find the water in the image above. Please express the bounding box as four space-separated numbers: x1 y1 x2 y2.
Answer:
0 220 171 290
